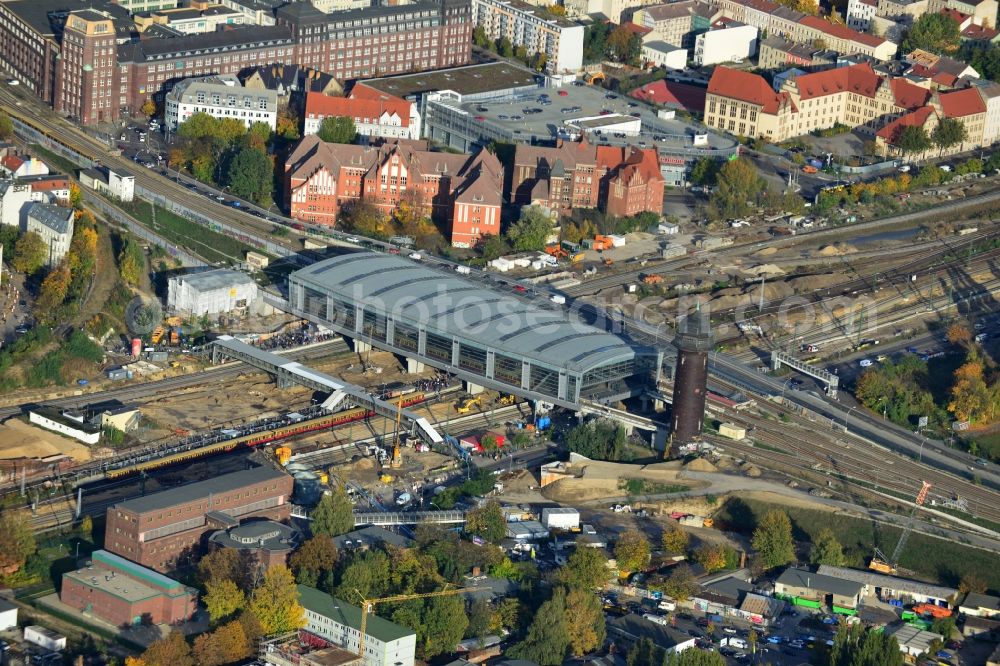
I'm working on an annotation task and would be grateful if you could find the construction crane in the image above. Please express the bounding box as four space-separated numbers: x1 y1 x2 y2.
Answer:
390 393 404 468
355 587 471 660
869 480 932 575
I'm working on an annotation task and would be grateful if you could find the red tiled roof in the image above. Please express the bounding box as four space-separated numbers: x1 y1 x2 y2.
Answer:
876 106 934 141
962 23 1000 40
939 87 987 117
932 71 960 87
1 155 24 171
708 67 788 113
305 91 412 126
794 62 880 100
742 0 779 13
799 14 886 48
629 80 706 112
940 8 969 25
889 78 932 109
621 21 652 36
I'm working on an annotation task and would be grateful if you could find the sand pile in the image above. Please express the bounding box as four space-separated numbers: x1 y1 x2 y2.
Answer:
684 458 718 473
815 243 858 257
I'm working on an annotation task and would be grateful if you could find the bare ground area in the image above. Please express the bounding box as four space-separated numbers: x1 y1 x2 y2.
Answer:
0 418 93 462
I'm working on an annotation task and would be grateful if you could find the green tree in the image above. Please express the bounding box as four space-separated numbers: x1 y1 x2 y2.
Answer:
247 565 305 635
480 233 507 260
12 231 47 275
751 509 795 569
141 631 193 666
508 590 570 665
203 579 246 626
118 237 145 286
566 420 628 461
497 36 514 58
465 500 506 544
246 121 272 149
810 528 846 566
708 157 766 220
828 623 903 666
506 205 554 251
466 597 492 643
0 111 13 140
559 546 610 590
661 524 690 553
614 529 651 574
664 650 727 665
902 13 961 54
0 510 35 573
627 636 664 666
335 549 391 600
564 587 606 656
931 117 968 154
226 146 273 206
289 536 339 588
0 225 18 258
311 485 355 537
316 116 358 144
421 594 468 658
473 25 492 49
688 157 720 186
932 615 957 639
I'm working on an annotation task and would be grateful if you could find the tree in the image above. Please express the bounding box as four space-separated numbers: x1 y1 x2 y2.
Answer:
506 205 554 252
276 112 300 140
118 237 144 286
661 524 690 554
949 349 993 424
931 117 968 153
663 650 726 665
497 37 514 58
141 98 157 119
546 3 566 15
828 624 903 666
12 231 47 275
894 125 932 155
289 536 339 587
0 110 12 140
607 25 639 64
559 545 610 590
508 590 570 665
473 25 492 49
193 620 251 666
78 514 93 540
339 199 390 238
810 528 846 566
902 13 961 54
614 529 650 574
35 262 71 321
959 572 987 595
688 157 720 186
566 420 628 461
227 146 273 206
204 578 246 626
564 588 606 657
480 233 507 260
708 157 766 220
420 594 468 658
248 565 305 635
932 615 957 639
465 500 506 544
0 510 35 573
335 549 391 600
197 548 251 589
141 631 193 666
751 510 795 569
311 485 355 537
246 121 272 150
466 597 492 643
693 544 728 573
316 116 357 144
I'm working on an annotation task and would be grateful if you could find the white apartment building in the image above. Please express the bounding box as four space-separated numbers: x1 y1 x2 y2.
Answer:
165 74 278 132
641 41 688 69
693 20 757 66
472 0 584 72
80 166 135 202
846 0 877 31
167 269 258 316
0 180 32 228
974 81 1000 144
25 203 73 266
134 6 246 34
298 586 416 666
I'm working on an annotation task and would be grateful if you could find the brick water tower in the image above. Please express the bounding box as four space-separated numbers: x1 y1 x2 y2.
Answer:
670 306 713 454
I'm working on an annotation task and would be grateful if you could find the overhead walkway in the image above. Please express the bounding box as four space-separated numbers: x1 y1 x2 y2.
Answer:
290 506 467 525
210 335 443 445
770 350 839 397
578 400 665 432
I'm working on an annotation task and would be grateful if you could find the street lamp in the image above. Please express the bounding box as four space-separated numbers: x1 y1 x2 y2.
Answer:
842 405 857 432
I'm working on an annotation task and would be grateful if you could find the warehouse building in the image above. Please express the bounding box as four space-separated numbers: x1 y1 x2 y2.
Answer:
167 269 258 316
815 565 956 607
287 253 661 408
60 549 198 626
298 585 417 666
774 567 864 614
105 467 293 572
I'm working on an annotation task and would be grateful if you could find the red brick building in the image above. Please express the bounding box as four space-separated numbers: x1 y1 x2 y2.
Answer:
60 549 197 627
284 136 503 247
208 519 298 570
511 140 665 218
105 467 293 572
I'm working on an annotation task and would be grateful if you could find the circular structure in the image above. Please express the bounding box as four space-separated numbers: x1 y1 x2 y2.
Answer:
125 295 162 336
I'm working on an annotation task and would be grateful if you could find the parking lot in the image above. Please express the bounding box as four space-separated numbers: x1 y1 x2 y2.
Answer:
116 121 166 169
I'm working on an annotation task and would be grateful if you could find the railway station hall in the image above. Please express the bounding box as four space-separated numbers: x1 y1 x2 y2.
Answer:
287 253 661 408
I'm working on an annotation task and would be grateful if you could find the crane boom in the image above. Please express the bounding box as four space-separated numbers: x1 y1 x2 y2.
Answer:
356 587 471 662
889 481 932 566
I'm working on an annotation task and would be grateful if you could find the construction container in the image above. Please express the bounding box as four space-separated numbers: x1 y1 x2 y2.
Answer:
719 423 747 440
131 338 142 358
541 507 580 530
24 627 66 652
106 368 128 381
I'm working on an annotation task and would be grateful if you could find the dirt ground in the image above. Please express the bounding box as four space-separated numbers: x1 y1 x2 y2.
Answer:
539 458 711 503
0 418 93 462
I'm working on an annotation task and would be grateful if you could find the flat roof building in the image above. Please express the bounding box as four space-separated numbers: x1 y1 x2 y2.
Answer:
815 565 957 607
774 567 864 614
288 253 661 408
209 519 299 569
165 74 279 132
167 268 258 316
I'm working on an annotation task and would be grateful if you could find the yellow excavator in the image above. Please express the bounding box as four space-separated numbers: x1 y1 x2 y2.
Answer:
456 395 483 414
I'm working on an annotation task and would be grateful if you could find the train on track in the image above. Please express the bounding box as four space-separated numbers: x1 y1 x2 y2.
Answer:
105 392 429 479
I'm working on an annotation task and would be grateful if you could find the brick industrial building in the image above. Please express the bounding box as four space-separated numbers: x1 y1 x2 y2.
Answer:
105 467 293 572
510 140 666 218
60 549 198 627
0 0 472 125
284 136 503 247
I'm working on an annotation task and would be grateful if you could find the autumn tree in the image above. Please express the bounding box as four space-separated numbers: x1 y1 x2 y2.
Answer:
809 528 846 566
660 564 698 602
310 485 355 537
118 237 145 286
606 25 640 65
558 545 610 590
12 231 47 275
564 587 606 657
946 323 972 346
248 565 305 635
35 262 71 321
69 226 98 278
693 544 728 573
661 524 689 553
141 631 193 666
958 573 987 595
276 112 300 140
751 510 795 569
0 510 35 573
614 529 651 574
68 183 83 209
465 500 507 544
708 157 766 220
316 116 357 144
141 98 157 118
289 536 339 587
204 578 246 626
193 620 250 666
197 548 252 589
948 349 994 424
339 199 390 238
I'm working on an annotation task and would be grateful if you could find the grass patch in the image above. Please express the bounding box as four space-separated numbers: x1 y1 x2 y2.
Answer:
751 441 785 453
123 199 259 265
29 143 81 174
618 478 687 496
716 496 1000 591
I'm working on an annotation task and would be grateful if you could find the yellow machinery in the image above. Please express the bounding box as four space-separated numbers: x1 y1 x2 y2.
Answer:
869 480 931 575
456 395 482 414
151 326 165 344
356 588 471 660
390 394 404 468
497 394 516 406
274 446 292 466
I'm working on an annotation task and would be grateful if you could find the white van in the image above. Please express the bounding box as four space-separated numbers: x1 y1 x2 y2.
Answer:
721 637 747 649
455 265 471 275
642 614 668 626
658 599 676 612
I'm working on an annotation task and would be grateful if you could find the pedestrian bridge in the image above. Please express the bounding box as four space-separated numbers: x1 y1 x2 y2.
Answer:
291 505 467 525
210 335 442 445
770 350 839 397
